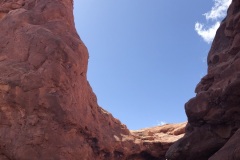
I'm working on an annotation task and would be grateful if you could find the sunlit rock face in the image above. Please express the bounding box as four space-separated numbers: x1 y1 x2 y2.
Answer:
0 0 184 159
0 0 130 159
166 0 240 159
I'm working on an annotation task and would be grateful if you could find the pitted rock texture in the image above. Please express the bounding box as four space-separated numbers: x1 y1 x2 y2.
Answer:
166 0 240 160
0 0 184 159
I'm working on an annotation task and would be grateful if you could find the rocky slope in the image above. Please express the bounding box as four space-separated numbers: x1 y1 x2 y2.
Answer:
131 122 186 159
166 0 240 159
0 0 184 159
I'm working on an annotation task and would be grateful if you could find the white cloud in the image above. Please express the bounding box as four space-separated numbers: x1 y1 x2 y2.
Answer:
195 21 220 43
195 0 232 43
204 0 232 20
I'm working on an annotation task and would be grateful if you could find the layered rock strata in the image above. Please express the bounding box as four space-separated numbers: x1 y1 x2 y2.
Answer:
166 0 240 159
0 0 184 159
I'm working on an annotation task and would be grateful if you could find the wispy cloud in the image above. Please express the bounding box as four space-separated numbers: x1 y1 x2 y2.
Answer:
157 121 166 126
204 0 232 20
195 0 232 43
195 22 220 43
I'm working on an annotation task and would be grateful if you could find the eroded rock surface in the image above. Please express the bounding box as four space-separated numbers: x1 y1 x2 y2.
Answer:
166 0 240 159
131 123 186 159
0 0 184 159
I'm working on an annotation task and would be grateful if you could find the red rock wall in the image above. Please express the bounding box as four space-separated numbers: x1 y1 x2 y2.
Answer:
0 0 134 159
166 0 240 159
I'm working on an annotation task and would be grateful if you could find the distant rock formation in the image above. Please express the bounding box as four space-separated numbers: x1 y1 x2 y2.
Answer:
131 122 186 159
166 0 240 159
0 0 184 159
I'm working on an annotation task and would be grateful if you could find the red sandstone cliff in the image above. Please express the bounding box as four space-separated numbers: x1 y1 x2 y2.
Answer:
0 0 184 159
166 0 240 159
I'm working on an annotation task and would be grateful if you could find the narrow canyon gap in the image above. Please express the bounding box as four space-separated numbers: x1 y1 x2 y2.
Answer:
1 0 240 160
0 0 185 160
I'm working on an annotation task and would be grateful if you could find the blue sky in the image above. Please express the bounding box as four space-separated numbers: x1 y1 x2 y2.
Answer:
73 0 231 130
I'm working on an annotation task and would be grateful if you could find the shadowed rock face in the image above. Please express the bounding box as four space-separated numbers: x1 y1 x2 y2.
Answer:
0 0 185 160
166 0 240 159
